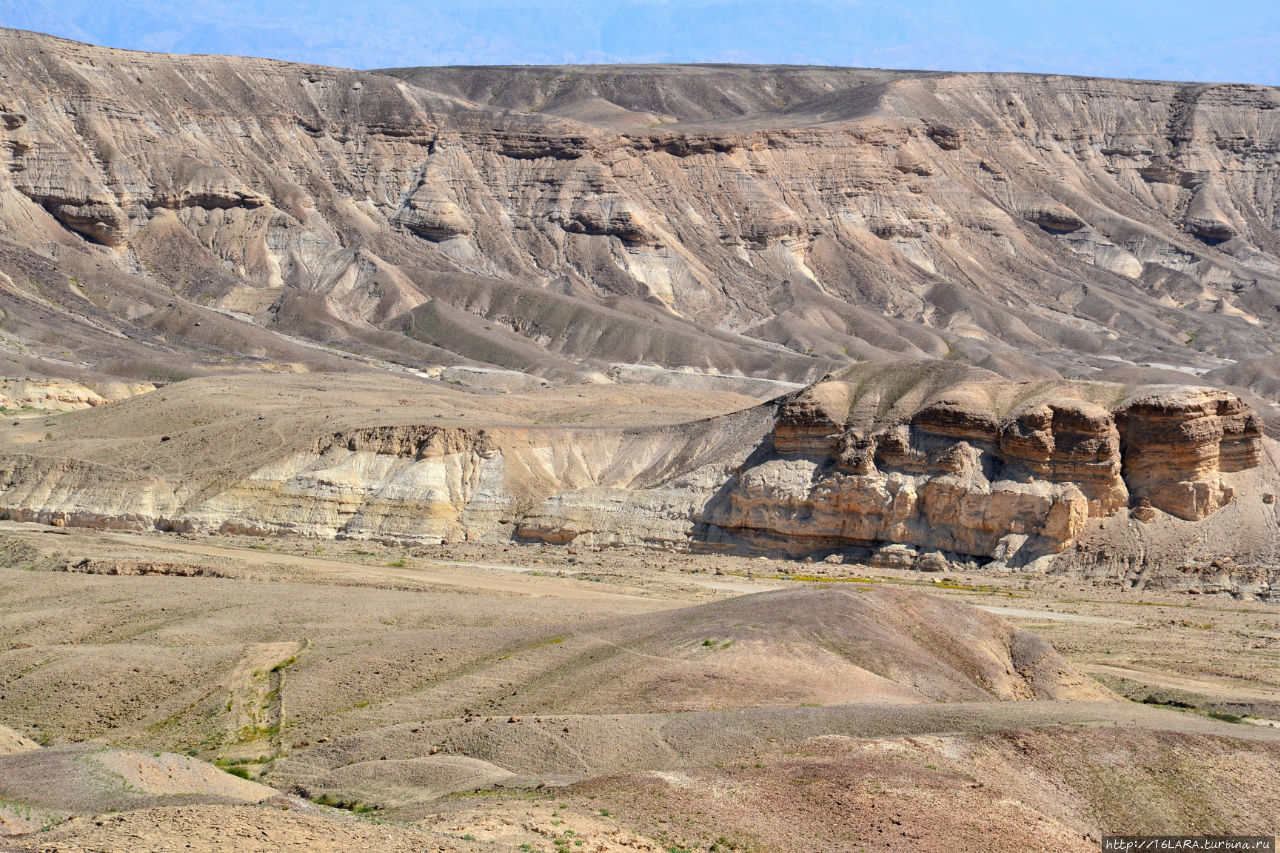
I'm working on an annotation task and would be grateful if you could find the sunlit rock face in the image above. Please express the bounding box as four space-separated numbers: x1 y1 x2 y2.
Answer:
0 367 1268 573
5 31 1280 387
706 367 1264 566
1116 388 1262 521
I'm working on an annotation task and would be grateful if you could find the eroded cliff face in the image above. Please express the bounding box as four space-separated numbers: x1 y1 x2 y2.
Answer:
0 406 776 546
1117 389 1263 520
195 427 508 542
0 368 1270 581
702 368 1266 568
4 31 1280 393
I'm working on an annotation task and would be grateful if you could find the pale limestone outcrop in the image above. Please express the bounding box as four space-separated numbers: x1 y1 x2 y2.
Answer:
196 419 762 545
0 379 155 412
196 443 507 543
0 455 187 530
0 407 775 547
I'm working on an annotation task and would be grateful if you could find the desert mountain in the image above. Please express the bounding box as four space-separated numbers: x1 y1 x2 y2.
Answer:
2 28 1280 585
1 29 1280 402
4 28 1280 853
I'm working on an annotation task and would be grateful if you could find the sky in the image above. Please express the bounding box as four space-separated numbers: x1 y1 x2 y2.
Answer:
3 0 1278 84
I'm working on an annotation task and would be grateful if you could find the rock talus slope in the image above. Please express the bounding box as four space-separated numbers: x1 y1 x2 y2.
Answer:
2 30 1280 391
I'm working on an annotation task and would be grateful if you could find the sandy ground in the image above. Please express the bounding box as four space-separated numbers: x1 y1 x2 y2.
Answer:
0 522 1277 851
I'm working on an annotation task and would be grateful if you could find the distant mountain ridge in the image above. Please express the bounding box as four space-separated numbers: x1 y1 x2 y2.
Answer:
1 27 1279 415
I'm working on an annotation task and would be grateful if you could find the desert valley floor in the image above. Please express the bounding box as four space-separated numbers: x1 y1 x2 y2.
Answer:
1 519 1278 852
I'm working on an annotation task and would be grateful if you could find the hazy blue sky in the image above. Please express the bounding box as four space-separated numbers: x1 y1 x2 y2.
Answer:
3 0 1278 84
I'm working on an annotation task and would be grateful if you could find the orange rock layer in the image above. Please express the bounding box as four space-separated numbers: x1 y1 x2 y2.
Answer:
713 382 1262 564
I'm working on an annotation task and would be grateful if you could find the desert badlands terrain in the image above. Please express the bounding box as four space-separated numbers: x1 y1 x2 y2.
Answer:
0 25 1279 851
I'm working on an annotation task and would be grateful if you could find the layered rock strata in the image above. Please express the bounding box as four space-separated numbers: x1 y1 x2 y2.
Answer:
5 31 1280 390
0 370 1269 573
0 408 777 547
1117 390 1263 520
704 375 1264 566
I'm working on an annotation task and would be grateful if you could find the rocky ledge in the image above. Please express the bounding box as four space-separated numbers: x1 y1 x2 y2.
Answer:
702 367 1264 568
0 366 1273 581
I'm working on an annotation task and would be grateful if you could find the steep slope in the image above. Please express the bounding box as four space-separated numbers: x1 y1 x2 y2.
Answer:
0 371 774 545
2 29 1280 399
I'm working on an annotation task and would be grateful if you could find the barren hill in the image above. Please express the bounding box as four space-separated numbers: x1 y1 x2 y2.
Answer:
5 29 1280 852
2 28 1280 401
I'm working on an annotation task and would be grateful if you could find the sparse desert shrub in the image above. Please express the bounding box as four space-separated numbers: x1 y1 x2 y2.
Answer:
1206 710 1244 724
312 793 379 813
270 655 297 673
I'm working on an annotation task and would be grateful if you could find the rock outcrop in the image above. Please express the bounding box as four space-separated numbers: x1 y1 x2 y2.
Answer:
0 382 777 548
0 367 1269 578
997 399 1126 515
1116 388 1262 520
0 379 155 413
702 368 1267 567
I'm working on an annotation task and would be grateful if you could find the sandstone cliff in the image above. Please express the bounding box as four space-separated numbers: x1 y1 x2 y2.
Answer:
1 368 1274 595
699 365 1269 571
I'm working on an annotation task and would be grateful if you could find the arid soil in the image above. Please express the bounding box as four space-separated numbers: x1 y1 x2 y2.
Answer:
2 25 1280 852
0 522 1277 851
